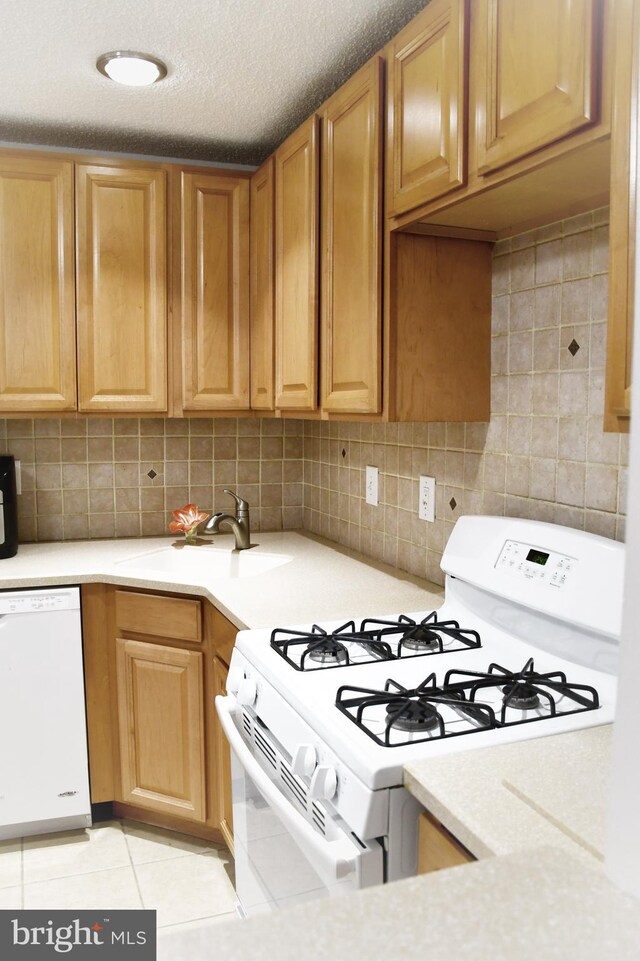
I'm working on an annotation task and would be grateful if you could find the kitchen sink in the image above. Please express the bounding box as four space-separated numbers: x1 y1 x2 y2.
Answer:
115 543 293 579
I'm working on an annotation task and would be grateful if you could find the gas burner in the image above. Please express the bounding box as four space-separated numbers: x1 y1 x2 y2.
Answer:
336 675 495 747
360 612 482 658
270 611 481 671
503 682 540 710
385 698 440 732
307 638 348 665
444 657 600 726
400 625 440 651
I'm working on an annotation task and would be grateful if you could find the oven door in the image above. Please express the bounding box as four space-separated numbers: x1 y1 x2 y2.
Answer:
216 695 383 917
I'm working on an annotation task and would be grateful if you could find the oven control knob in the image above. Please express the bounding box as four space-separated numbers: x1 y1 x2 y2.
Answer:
237 677 257 707
226 665 243 696
292 744 317 778
310 765 338 801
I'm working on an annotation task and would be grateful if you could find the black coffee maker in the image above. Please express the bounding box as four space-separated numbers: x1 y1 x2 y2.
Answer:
0 455 18 558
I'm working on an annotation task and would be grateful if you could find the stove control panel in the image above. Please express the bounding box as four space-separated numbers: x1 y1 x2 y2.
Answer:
496 540 576 589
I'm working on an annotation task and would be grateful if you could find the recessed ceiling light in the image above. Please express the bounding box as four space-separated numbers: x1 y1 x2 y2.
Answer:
96 51 167 87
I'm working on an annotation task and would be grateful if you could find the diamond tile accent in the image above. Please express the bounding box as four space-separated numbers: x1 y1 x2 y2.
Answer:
147 469 157 479
568 339 580 356
449 497 457 511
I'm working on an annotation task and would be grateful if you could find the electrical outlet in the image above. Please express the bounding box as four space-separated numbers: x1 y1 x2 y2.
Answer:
419 475 436 522
365 465 379 506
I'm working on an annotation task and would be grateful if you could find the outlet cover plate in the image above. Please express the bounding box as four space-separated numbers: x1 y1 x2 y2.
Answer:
419 475 436 522
365 465 379 506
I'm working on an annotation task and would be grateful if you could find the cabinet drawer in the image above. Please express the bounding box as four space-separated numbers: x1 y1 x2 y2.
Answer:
115 590 202 643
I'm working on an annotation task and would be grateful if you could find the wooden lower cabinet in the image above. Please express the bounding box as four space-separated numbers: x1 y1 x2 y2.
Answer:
417 811 475 873
82 584 236 847
115 638 206 821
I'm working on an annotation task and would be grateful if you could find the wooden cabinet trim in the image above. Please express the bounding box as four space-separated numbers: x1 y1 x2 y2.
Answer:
250 157 276 410
604 0 637 431
75 163 167 412
115 589 202 643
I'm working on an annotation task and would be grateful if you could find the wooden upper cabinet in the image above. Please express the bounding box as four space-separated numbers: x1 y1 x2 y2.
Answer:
0 156 76 411
274 116 320 411
177 170 250 411
250 158 275 410
605 0 637 431
116 637 206 822
472 0 602 176
76 163 167 412
387 0 468 216
321 58 384 414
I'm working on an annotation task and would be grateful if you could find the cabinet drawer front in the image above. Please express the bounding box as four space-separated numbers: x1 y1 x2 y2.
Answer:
115 590 202 642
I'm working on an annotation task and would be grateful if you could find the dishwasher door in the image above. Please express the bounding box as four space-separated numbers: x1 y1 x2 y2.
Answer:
0 586 92 839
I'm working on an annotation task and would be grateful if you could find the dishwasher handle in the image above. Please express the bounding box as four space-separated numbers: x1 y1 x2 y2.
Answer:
215 694 357 883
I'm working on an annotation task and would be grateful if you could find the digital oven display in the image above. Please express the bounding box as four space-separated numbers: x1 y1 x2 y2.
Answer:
526 548 550 566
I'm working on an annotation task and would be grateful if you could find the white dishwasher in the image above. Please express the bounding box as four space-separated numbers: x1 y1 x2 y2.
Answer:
0 586 92 839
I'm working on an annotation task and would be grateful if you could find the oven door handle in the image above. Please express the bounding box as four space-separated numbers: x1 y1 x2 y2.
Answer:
216 694 357 882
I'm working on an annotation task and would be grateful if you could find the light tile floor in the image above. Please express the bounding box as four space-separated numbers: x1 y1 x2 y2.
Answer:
0 820 238 930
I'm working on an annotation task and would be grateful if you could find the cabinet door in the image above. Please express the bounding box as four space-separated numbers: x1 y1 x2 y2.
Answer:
387 0 467 216
116 638 206 821
472 0 602 175
250 158 275 410
179 170 250 411
322 58 383 414
274 116 320 410
213 657 233 850
0 157 76 411
605 0 638 431
76 163 167 412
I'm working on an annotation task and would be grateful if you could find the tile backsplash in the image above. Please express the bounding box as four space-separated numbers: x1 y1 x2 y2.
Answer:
303 208 628 586
5 207 628 589
3 417 303 543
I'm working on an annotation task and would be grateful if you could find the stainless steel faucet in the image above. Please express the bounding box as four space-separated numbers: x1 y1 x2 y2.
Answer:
202 489 251 550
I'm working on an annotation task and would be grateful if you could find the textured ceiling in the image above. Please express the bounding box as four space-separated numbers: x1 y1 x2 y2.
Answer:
0 0 428 165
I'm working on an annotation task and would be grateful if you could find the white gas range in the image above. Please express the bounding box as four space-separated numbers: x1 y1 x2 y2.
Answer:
216 516 623 917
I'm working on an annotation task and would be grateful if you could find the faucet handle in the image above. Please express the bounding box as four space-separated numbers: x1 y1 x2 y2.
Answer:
223 488 249 514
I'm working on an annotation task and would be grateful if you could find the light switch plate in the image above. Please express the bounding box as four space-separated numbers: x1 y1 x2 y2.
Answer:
419 475 436 522
365 465 379 506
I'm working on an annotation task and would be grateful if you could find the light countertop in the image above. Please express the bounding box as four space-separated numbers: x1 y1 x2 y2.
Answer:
0 532 443 629
404 725 612 865
157 846 640 961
